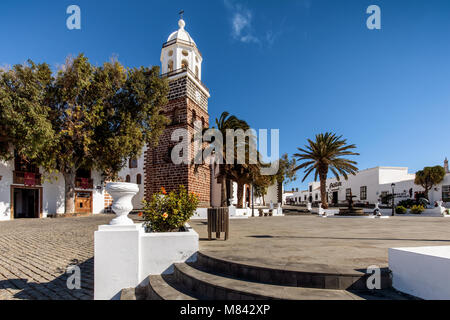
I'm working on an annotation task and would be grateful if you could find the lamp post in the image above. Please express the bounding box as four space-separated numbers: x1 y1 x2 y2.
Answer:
251 184 255 217
391 183 396 216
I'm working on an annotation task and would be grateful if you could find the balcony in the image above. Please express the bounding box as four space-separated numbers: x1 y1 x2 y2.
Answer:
75 177 94 190
13 171 42 186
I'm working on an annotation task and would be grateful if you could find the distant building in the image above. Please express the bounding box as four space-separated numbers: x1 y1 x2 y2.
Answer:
289 160 450 206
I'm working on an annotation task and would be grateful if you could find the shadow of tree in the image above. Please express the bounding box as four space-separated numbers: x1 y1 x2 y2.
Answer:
0 258 94 300
247 235 450 242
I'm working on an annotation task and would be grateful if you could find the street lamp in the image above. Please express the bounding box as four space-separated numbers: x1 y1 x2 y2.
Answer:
251 184 255 217
391 183 396 216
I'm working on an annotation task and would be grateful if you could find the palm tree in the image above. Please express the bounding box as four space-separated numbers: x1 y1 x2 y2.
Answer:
294 132 359 209
194 112 251 207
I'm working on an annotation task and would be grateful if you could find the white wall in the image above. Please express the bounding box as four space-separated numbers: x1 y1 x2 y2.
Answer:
118 146 146 210
0 157 106 220
0 159 13 221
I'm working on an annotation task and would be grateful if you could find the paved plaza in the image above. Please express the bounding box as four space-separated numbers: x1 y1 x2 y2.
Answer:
190 216 450 271
0 215 111 300
1 214 450 300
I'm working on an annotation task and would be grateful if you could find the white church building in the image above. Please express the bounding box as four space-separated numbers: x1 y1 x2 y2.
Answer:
0 17 279 221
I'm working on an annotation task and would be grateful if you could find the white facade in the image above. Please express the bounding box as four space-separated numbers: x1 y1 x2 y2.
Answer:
0 157 106 221
290 162 450 207
117 146 147 210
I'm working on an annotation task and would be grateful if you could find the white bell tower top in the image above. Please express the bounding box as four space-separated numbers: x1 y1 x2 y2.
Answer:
161 17 203 80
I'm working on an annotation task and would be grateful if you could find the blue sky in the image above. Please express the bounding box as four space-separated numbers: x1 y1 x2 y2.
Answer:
1 0 449 191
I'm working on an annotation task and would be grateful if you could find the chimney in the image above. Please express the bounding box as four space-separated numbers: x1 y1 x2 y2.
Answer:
445 157 449 173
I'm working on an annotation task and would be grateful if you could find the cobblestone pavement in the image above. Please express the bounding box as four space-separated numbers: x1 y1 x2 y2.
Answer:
0 215 112 300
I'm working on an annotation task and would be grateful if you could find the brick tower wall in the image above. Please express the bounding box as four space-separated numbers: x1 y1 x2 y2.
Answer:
144 74 211 207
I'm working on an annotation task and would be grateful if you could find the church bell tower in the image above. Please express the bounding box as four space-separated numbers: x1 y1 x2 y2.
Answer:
145 16 211 206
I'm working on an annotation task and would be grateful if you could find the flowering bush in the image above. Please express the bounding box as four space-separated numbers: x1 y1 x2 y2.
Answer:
143 185 200 232
410 205 425 214
395 206 407 214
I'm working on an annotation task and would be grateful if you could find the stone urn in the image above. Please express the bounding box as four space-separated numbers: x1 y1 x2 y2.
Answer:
106 182 139 226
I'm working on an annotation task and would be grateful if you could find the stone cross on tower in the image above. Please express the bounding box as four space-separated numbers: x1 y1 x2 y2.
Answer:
179 10 184 20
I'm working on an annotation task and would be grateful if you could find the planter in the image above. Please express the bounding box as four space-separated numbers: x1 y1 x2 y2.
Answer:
95 223 199 300
106 182 139 226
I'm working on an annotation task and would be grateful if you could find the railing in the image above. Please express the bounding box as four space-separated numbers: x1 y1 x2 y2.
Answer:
13 171 42 186
162 39 202 57
75 177 94 190
161 67 210 93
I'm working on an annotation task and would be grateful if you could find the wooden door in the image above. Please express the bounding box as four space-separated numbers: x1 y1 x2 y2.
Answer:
75 192 92 214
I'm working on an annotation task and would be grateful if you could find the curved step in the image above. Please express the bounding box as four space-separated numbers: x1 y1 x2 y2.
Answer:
174 263 362 300
196 252 391 290
146 275 198 300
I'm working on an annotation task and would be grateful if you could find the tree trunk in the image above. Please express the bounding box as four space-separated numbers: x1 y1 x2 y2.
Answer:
237 182 244 209
63 169 76 214
277 180 283 204
319 168 328 209
220 175 227 207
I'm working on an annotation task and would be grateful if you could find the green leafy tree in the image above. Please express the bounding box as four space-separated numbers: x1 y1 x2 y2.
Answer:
274 154 297 203
252 173 275 206
294 132 359 209
0 54 169 214
414 166 446 200
0 62 55 163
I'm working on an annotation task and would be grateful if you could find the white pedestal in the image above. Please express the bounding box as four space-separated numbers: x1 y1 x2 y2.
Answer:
94 224 143 300
389 246 450 299
94 223 199 300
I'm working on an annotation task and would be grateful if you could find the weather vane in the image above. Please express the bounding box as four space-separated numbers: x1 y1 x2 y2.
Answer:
179 10 184 19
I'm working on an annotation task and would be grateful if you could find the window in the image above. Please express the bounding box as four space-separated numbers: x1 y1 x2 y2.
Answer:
76 168 91 179
315 193 318 200
14 151 39 173
346 188 352 199
309 186 312 193
191 110 197 125
129 158 138 169
195 66 199 78
136 174 142 185
360 186 367 201
126 175 131 183
167 60 174 72
443 186 450 202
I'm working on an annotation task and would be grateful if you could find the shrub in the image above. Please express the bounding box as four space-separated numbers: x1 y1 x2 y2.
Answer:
395 206 407 214
410 205 425 215
143 185 199 233
397 199 417 209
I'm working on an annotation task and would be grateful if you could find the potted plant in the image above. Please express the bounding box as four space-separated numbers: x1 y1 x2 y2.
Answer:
395 206 407 215
137 185 200 274
410 205 425 215
143 186 199 232
258 209 263 217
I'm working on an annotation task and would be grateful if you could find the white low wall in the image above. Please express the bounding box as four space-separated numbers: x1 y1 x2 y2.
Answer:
389 246 450 299
94 223 198 300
